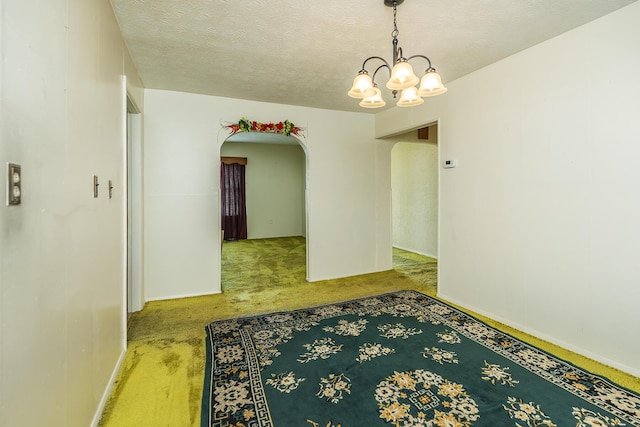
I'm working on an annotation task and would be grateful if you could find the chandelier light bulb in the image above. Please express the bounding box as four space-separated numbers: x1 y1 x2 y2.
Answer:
348 72 376 99
397 86 424 107
359 86 386 108
386 61 419 90
417 70 448 97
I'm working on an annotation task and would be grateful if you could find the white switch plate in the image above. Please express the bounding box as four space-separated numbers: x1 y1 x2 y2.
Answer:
443 159 458 169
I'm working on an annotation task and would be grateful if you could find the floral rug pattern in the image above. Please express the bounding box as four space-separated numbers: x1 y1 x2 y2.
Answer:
202 291 640 426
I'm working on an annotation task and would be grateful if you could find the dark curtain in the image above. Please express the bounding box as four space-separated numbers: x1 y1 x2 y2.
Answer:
220 162 247 240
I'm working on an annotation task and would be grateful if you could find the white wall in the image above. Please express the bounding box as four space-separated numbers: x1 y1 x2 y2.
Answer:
377 2 640 376
391 127 439 258
220 142 305 239
143 89 390 300
0 1 143 426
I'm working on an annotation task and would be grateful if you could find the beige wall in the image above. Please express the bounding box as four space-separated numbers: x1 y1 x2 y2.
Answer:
143 89 391 300
220 142 306 239
377 2 640 376
0 0 143 426
5 4 637 427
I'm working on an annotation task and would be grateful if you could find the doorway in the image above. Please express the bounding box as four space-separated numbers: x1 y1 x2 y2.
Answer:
390 123 439 259
126 96 143 315
218 132 309 289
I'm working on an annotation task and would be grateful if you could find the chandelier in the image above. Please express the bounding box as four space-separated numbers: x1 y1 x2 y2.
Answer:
347 0 447 108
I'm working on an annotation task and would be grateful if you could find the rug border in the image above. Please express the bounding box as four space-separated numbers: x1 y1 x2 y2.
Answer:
201 324 215 427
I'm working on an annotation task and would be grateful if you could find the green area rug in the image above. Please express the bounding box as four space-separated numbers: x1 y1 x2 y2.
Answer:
202 290 640 426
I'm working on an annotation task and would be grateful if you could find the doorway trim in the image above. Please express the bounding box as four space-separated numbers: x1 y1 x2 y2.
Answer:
121 74 143 343
126 97 143 314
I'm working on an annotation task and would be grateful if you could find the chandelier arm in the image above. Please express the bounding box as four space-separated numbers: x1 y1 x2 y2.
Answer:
360 56 390 72
371 63 392 84
406 54 434 70
394 46 417 63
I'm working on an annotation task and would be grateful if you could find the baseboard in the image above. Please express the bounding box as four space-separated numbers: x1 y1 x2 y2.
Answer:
307 266 393 283
90 348 127 427
392 245 438 259
146 289 223 302
437 291 640 378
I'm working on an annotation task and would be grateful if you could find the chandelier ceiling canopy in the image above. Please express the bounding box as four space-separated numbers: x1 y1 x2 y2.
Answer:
348 0 447 109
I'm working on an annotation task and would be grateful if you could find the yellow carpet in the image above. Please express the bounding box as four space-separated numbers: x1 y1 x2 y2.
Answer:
98 236 639 426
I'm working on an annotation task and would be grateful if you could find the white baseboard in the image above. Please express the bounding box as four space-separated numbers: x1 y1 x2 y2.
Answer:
392 245 438 259
90 348 127 427
146 289 223 302
437 291 640 378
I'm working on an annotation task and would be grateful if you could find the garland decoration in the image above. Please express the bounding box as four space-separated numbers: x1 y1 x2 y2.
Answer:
224 117 303 137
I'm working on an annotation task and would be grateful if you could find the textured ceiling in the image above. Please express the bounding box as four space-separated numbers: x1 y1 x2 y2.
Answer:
111 0 636 113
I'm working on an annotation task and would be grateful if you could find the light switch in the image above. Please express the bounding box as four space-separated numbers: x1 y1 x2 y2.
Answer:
93 175 99 198
7 163 21 206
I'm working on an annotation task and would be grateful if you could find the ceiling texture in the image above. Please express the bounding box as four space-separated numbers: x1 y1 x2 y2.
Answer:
111 0 636 113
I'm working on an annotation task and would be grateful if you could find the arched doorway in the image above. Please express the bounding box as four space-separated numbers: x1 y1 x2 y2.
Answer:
217 131 309 290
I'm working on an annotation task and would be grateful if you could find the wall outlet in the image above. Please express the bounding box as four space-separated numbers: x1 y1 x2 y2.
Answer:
7 163 21 206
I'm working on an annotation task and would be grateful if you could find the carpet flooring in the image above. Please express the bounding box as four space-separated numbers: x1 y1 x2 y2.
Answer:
98 236 639 427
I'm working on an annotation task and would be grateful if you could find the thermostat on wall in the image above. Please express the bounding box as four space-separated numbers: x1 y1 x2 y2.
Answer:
443 159 458 169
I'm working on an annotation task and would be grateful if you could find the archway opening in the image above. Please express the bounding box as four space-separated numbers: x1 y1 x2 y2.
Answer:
387 122 440 295
390 124 439 260
218 131 309 292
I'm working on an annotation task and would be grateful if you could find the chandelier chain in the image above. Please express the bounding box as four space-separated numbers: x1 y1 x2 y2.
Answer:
391 2 399 39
